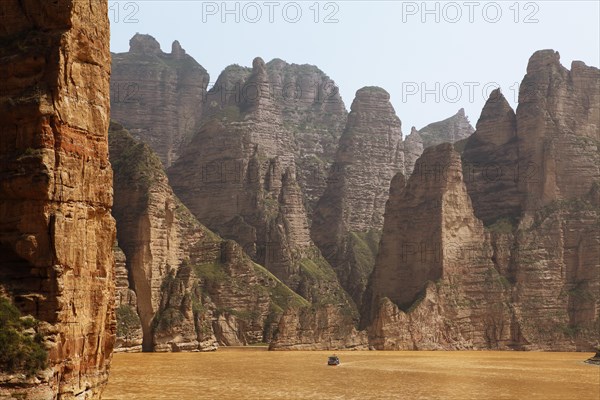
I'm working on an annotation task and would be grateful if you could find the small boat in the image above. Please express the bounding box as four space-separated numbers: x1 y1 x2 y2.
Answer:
327 355 340 366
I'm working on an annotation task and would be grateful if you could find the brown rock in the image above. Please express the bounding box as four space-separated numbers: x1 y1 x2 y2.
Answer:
111 34 209 167
516 50 600 209
269 305 368 350
113 245 143 352
404 108 474 176
168 58 358 348
203 58 348 214
362 144 512 349
0 1 115 397
462 89 522 225
362 51 600 352
311 87 403 307
110 123 309 350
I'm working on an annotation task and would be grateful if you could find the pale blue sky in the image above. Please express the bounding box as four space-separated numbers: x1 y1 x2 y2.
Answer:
109 1 600 131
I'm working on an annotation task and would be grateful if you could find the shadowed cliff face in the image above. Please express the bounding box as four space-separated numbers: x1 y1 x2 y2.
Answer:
111 34 210 168
109 123 309 351
0 1 115 398
362 51 599 351
461 89 521 226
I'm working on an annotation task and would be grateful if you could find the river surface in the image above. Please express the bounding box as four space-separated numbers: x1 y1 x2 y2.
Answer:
103 348 599 400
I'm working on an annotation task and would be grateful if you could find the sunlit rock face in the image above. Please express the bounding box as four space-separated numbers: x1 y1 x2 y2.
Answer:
0 1 115 397
311 87 404 309
361 51 600 351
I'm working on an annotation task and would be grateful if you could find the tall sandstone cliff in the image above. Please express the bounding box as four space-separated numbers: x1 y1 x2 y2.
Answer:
109 123 309 351
0 1 115 398
362 51 599 351
110 34 209 167
202 57 348 214
310 101 473 312
168 57 358 348
311 87 404 308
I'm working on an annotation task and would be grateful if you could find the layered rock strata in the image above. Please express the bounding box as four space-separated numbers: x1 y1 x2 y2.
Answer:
311 87 404 308
110 34 209 167
0 1 115 397
362 144 512 349
203 57 347 214
169 58 358 347
269 305 368 350
110 123 309 350
362 51 599 351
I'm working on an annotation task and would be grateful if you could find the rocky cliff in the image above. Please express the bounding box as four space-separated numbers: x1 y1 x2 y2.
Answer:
404 109 474 176
361 144 512 349
311 87 404 308
0 1 115 398
110 34 209 167
361 51 599 351
109 123 309 351
203 57 347 214
461 89 521 225
168 57 358 348
113 245 143 352
269 305 368 350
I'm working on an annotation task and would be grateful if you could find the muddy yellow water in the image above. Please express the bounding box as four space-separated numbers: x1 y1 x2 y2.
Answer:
104 348 599 400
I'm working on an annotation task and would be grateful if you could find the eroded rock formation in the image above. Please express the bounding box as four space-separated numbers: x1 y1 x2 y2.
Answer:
110 34 209 167
311 87 404 308
362 51 599 351
361 144 512 349
110 123 309 350
168 57 358 348
269 305 368 350
202 57 347 214
0 1 115 397
404 108 474 176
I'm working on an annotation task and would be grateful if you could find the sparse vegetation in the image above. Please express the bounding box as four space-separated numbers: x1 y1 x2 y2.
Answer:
347 230 381 276
194 261 229 285
0 297 47 376
298 257 336 281
152 308 184 333
116 304 141 346
109 123 165 190
253 262 309 311
486 218 516 234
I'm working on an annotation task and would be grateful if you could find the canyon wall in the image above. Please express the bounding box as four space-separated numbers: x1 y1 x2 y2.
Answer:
112 34 347 207
110 123 309 350
361 144 513 349
203 57 348 214
404 108 474 176
110 34 209 167
108 36 598 352
362 51 599 351
168 57 352 309
168 57 358 348
0 1 115 398
311 87 404 308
